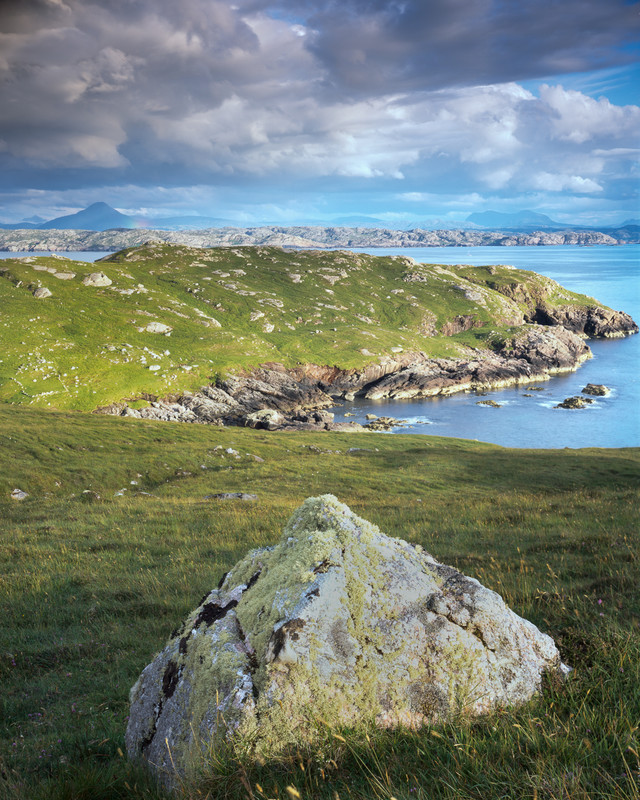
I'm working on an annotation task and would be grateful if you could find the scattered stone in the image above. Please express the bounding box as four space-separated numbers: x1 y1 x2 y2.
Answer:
126 495 568 786
53 272 76 280
32 287 52 299
144 322 173 334
365 414 378 420
204 492 258 501
525 386 545 391
476 400 501 408
10 489 28 501
555 396 594 409
360 348 374 356
82 271 112 287
263 322 275 333
582 383 609 396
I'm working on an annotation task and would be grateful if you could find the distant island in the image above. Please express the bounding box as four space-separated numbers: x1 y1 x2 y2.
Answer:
0 223 638 252
0 203 638 250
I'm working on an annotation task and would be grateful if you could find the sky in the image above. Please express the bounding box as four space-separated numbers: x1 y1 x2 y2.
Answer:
0 0 639 227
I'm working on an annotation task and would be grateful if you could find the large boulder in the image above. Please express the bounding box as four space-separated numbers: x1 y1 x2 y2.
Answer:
126 495 567 786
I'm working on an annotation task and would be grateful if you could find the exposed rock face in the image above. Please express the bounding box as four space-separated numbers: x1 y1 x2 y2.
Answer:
114 323 597 428
530 305 638 338
126 495 566 788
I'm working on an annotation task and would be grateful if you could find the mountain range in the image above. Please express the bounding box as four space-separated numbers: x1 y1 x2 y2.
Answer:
1 203 637 233
0 202 229 232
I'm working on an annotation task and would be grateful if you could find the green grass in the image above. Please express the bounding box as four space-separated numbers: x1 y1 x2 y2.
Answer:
0 245 601 411
0 406 638 799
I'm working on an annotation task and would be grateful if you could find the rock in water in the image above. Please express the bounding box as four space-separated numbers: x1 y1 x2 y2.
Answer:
126 495 566 785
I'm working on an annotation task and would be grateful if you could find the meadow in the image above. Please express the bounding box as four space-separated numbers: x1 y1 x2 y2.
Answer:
1 405 638 799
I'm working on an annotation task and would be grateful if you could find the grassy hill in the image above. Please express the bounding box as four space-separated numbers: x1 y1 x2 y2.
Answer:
0 244 602 411
1 406 639 799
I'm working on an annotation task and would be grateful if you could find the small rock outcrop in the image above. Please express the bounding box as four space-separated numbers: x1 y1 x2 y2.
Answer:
126 495 567 786
82 271 112 287
32 287 52 299
555 396 595 409
582 383 609 396
144 321 173 334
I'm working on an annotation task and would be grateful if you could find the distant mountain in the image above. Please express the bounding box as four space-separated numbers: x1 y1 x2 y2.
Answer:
620 219 640 227
0 203 232 231
39 202 135 231
466 210 561 229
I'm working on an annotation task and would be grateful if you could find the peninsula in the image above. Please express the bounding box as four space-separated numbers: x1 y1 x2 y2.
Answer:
1 244 635 429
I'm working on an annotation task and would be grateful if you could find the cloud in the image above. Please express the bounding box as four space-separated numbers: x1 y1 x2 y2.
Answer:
240 0 640 97
530 173 603 193
0 0 637 221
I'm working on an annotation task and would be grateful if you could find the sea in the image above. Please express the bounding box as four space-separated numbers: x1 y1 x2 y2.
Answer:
2 245 638 449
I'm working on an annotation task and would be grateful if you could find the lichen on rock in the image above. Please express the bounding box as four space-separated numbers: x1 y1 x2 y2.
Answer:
126 495 567 788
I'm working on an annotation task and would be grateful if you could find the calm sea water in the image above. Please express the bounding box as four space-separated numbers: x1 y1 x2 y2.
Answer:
333 245 640 449
2 246 638 448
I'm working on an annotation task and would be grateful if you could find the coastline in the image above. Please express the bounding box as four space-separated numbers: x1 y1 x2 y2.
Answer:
107 325 613 432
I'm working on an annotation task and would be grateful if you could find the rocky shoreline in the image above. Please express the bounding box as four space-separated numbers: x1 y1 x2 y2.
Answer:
103 308 637 431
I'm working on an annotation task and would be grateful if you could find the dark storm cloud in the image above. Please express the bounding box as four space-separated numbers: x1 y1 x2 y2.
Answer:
241 0 640 95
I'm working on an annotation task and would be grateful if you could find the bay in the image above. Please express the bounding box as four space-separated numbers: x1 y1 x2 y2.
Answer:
331 245 640 449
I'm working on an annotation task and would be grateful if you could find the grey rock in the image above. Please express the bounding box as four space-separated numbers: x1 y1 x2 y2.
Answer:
126 495 567 787
32 287 52 299
204 492 258 501
10 488 28 500
144 322 173 334
82 271 112 287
